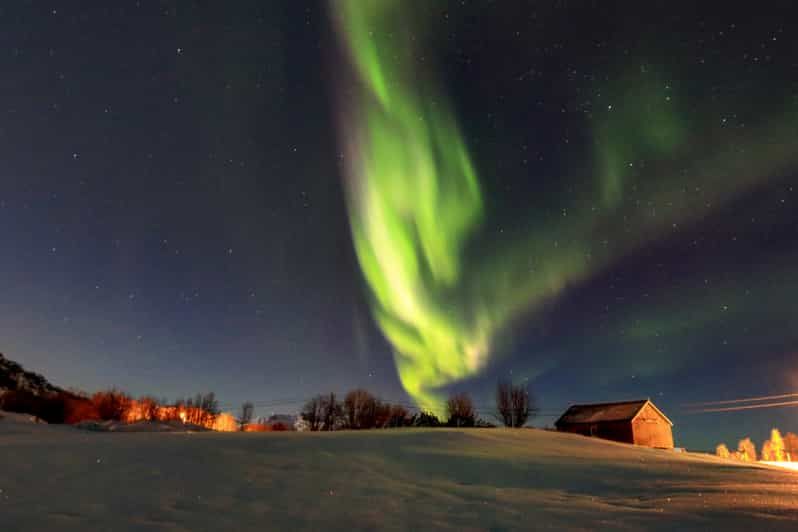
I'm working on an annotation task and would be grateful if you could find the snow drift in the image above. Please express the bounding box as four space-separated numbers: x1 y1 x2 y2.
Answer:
1 422 797 530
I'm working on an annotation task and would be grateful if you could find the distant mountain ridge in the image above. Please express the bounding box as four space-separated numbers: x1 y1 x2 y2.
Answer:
0 353 63 396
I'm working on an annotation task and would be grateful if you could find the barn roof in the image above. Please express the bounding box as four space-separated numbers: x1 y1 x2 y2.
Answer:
555 399 673 427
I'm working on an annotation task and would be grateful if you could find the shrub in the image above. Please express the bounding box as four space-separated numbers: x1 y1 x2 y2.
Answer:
63 393 99 424
411 411 442 427
385 404 410 428
92 389 130 421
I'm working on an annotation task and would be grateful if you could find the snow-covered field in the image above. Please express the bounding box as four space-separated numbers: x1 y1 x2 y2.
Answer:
2 414 798 531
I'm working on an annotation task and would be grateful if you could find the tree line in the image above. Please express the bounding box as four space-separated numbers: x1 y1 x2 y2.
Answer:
0 387 225 427
716 428 798 462
298 380 537 431
2 378 538 432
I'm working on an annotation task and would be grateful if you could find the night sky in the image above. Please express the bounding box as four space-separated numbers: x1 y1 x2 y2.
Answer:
1 2 797 450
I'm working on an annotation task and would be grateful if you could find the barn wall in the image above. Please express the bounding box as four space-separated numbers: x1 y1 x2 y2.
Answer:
631 403 674 449
594 421 633 444
557 421 634 444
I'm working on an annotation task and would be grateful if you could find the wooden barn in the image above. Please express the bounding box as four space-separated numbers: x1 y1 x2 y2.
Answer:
555 399 674 449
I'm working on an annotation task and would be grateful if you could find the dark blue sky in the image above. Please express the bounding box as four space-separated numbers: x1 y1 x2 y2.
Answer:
1 1 797 450
0 1 403 412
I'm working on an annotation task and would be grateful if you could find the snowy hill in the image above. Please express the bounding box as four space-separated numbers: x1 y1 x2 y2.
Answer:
0 353 62 396
1 424 796 530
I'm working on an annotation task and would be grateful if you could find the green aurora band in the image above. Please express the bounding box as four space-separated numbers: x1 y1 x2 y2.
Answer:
334 1 485 413
332 1 798 415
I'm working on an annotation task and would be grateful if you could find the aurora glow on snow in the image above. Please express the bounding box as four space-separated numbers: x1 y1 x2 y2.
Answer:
332 1 798 414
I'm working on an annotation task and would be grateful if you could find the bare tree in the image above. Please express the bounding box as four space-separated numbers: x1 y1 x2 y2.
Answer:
165 398 185 422
344 389 379 429
496 380 537 428
178 392 220 426
321 392 343 431
183 395 197 424
343 389 411 429
785 432 798 461
386 404 409 428
496 381 512 427
238 401 254 430
374 401 392 428
138 396 160 421
301 395 324 431
199 392 219 426
446 393 475 427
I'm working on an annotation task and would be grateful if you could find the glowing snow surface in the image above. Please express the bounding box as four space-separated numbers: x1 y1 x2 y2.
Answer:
2 417 798 530
761 461 798 472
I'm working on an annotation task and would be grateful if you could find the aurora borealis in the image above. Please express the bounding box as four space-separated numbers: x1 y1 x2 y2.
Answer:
333 0 488 412
333 1 798 416
0 1 797 449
